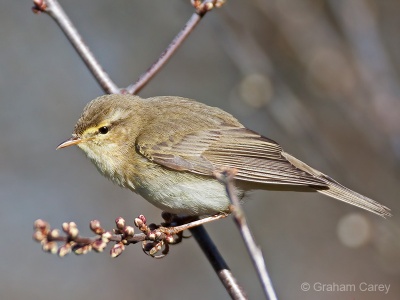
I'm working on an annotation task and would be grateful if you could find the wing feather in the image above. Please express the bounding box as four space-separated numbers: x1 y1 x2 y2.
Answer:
136 126 327 187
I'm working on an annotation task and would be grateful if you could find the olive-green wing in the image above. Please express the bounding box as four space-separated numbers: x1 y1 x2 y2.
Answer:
136 125 392 217
136 125 327 187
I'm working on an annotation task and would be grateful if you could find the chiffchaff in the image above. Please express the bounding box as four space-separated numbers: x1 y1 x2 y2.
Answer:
57 94 390 217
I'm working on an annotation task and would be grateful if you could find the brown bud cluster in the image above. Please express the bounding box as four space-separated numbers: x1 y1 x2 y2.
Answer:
33 214 192 259
33 218 114 257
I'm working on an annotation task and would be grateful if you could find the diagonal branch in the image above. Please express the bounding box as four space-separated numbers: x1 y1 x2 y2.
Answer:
215 169 278 300
125 0 224 94
33 0 120 94
190 225 248 300
124 13 204 95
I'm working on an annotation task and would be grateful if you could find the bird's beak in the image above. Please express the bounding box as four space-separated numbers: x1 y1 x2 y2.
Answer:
57 136 83 149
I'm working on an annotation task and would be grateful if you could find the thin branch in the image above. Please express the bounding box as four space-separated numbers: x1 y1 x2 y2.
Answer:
215 169 278 300
125 0 224 94
33 0 120 94
124 13 202 94
190 225 247 300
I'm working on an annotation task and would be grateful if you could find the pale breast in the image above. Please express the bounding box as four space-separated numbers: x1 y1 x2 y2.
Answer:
126 161 234 215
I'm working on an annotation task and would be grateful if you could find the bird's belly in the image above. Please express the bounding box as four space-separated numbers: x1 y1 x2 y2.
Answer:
131 170 232 216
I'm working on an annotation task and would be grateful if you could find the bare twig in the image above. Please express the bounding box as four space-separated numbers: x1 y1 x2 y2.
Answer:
32 0 119 94
215 169 278 300
126 0 225 94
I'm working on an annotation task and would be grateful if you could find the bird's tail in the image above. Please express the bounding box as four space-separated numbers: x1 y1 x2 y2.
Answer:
282 152 391 218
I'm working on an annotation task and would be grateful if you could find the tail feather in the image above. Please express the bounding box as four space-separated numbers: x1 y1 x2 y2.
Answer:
282 152 391 218
317 177 391 218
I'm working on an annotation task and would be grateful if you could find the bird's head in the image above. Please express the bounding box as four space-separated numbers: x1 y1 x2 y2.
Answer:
57 94 143 174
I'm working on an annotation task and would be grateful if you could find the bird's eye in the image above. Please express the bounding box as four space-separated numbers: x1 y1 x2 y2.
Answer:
98 126 109 134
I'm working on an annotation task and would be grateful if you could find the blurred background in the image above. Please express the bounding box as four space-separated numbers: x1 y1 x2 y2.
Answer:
1 1 399 299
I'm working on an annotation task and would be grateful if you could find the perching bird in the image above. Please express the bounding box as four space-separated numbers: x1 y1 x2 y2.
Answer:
58 94 391 218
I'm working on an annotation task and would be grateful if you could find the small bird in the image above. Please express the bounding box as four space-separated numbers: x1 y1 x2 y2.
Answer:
58 94 391 218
